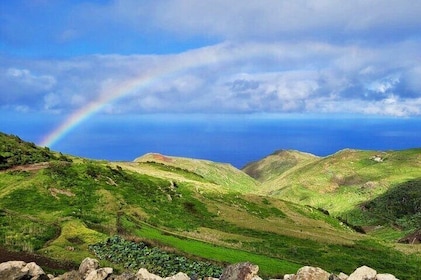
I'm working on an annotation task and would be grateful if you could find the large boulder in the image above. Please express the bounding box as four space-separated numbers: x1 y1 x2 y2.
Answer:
136 268 163 280
291 266 330 280
376 274 399 280
0 260 49 280
348 266 377 280
25 262 49 279
164 272 190 280
0 261 28 279
85 267 113 280
220 262 259 280
78 258 100 279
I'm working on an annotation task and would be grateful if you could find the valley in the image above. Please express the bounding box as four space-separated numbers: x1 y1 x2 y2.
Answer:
0 132 420 278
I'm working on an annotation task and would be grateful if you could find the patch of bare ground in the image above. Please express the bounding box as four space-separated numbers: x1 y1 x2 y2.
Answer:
152 153 173 162
0 162 50 173
49 188 75 199
399 229 421 244
0 246 77 272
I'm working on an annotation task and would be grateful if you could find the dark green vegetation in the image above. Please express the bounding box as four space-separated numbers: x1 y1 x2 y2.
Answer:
89 235 223 277
1 132 421 279
0 132 68 170
348 178 421 231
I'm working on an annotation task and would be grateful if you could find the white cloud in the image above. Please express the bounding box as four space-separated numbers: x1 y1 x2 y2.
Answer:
43 93 60 110
367 75 400 94
1 40 421 117
6 68 56 91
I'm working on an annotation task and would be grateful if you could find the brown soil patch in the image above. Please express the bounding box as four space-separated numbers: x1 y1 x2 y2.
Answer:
0 247 77 272
152 153 172 162
398 229 421 244
1 162 50 173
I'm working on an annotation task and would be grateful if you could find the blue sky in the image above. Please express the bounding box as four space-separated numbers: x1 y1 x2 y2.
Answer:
1 1 421 167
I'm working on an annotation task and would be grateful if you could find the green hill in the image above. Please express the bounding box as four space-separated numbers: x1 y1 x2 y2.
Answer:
1 132 421 278
134 153 259 193
245 148 421 241
242 149 319 182
0 132 63 170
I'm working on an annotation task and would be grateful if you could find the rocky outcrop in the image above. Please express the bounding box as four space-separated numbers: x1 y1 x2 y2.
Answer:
0 259 401 280
0 260 50 280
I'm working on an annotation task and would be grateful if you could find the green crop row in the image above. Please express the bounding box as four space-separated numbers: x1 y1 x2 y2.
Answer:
89 235 223 278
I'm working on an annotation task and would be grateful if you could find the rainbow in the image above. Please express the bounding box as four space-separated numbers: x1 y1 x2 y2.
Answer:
39 50 224 148
39 73 157 148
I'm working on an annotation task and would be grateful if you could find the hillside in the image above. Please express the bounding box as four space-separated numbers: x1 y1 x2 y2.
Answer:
0 132 63 170
242 149 319 182
1 132 421 278
134 153 259 193
244 148 421 242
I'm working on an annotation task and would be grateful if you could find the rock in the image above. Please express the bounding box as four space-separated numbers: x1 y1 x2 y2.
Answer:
0 261 28 279
220 262 259 280
78 257 100 278
25 261 49 280
282 274 294 280
337 273 348 280
376 274 399 280
85 267 113 280
136 268 163 280
329 273 348 280
109 272 137 280
164 272 190 280
52 270 83 280
348 266 377 280
0 260 49 280
291 266 330 280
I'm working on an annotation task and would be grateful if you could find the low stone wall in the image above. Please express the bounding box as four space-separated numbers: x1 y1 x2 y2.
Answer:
0 257 400 280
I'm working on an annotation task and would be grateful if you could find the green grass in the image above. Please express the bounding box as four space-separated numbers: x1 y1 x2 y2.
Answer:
1 133 421 278
263 149 421 230
0 210 58 252
135 153 259 192
120 217 301 276
42 219 106 263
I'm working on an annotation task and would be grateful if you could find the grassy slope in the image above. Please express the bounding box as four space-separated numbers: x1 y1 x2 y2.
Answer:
134 153 259 193
242 149 319 183
1 132 421 278
253 149 421 236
